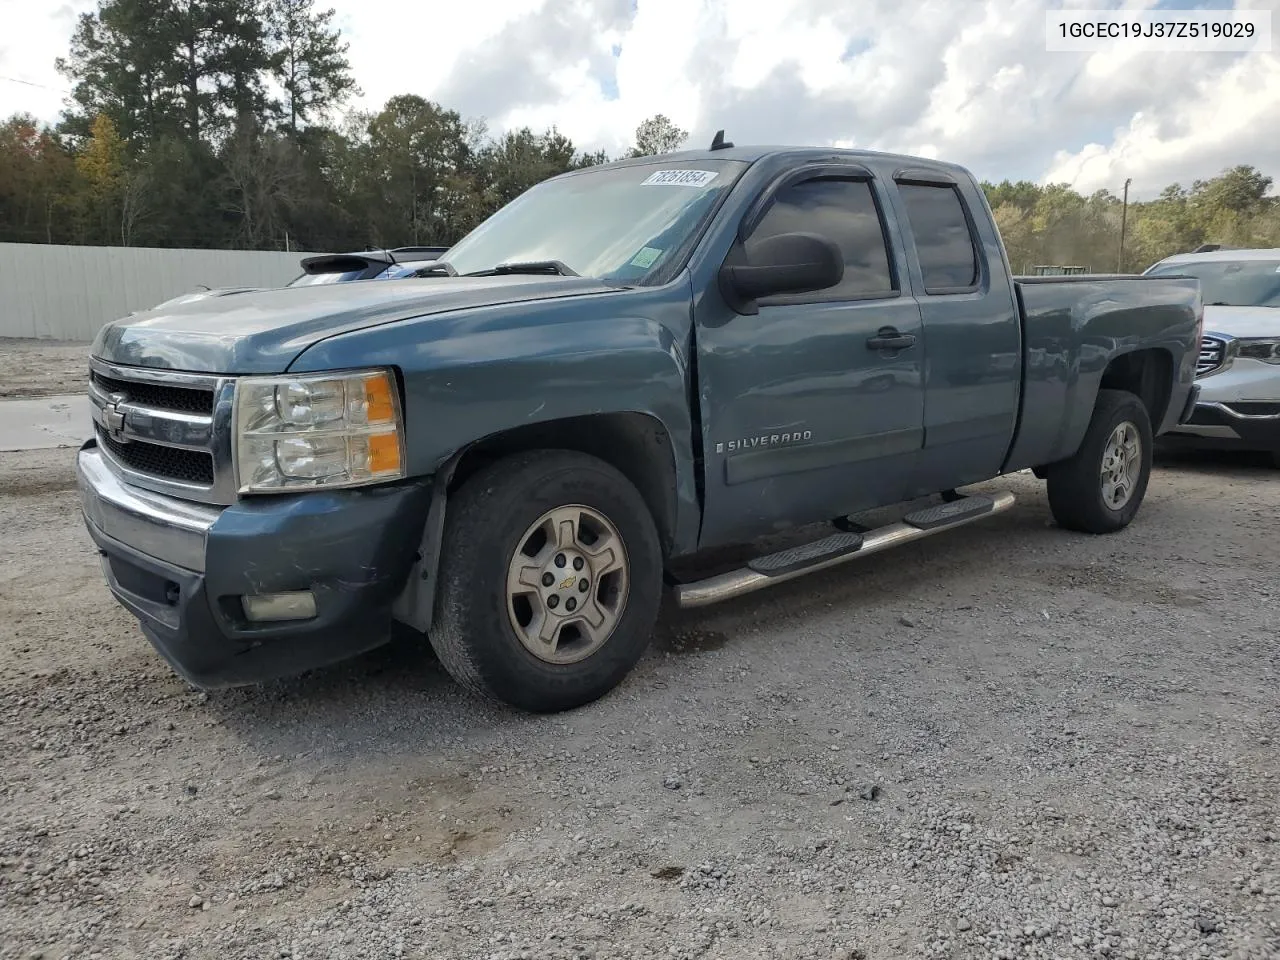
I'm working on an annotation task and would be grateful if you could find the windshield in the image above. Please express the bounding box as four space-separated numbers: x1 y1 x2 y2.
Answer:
378 262 435 279
440 159 749 284
1146 258 1280 307
287 269 374 287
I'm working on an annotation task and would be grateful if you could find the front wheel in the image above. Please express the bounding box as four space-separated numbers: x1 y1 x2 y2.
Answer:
429 450 663 712
1045 389 1154 534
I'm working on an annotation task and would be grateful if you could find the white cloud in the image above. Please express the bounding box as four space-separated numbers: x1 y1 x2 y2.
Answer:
1043 49 1280 195
0 0 94 122
1 0 1277 197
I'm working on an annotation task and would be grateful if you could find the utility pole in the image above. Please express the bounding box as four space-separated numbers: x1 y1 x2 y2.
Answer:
1117 177 1132 272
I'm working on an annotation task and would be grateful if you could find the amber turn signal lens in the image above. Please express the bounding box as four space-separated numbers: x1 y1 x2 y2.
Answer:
363 373 397 424
367 431 401 475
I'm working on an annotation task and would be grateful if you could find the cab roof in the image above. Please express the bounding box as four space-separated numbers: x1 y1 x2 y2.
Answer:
574 144 974 180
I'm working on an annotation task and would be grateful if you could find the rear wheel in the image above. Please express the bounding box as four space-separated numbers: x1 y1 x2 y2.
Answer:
429 450 662 712
1045 389 1154 534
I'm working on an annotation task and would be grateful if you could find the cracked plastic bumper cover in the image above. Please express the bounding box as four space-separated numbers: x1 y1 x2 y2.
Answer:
76 441 432 688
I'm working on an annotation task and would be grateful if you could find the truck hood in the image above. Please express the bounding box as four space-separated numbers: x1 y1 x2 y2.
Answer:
1203 305 1280 340
92 275 616 374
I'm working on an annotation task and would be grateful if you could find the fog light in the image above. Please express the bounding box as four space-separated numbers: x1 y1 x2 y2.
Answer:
242 591 317 623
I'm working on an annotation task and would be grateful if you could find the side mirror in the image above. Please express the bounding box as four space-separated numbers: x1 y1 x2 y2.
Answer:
719 231 844 314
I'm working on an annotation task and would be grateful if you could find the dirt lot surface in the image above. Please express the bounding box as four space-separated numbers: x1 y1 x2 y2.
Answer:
0 339 91 398
1 446 1278 960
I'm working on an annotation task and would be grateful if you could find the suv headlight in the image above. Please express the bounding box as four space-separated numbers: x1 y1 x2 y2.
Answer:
233 369 405 493
1237 338 1280 364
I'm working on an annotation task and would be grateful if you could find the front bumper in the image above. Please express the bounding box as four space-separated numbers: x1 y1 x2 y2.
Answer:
1162 402 1280 452
77 441 432 688
1164 352 1280 452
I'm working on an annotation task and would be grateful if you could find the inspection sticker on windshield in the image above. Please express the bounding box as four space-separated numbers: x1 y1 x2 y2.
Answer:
630 246 663 268
642 169 718 187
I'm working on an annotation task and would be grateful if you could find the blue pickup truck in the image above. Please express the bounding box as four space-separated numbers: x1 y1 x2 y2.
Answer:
77 141 1203 712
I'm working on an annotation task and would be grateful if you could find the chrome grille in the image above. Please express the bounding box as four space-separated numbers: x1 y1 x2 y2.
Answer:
88 358 237 505
91 370 214 414
97 428 215 484
1196 336 1226 377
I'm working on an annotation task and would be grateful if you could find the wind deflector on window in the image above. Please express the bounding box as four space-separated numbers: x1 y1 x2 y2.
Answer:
892 166 958 186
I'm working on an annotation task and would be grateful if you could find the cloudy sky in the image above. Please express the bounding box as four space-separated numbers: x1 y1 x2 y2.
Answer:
0 0 1275 198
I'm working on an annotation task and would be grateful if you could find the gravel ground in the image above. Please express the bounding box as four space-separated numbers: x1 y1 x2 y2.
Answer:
1 444 1277 960
0 340 91 398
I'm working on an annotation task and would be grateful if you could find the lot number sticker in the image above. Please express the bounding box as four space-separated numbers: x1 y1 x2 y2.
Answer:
642 169 718 187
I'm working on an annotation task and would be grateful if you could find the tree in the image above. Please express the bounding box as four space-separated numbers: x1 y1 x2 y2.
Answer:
221 117 304 247
77 113 125 189
133 135 230 247
982 179 1043 213
57 0 186 144
630 114 687 157
1192 164 1271 217
170 0 274 139
205 0 276 130
266 0 358 133
361 95 476 245
74 113 151 244
477 125 579 207
571 148 610 169
30 7 1280 260
0 115 77 243
59 0 276 146
991 202 1033 272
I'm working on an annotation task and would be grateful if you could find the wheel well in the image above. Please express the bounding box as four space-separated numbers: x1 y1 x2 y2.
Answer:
1099 349 1172 429
446 413 679 556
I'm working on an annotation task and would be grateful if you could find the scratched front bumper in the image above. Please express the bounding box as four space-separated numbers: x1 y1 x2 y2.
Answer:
77 441 432 688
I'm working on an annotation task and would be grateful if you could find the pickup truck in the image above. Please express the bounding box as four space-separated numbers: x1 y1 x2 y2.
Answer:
76 142 1203 713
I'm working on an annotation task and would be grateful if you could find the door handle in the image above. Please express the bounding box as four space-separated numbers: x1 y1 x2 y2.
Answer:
866 328 916 351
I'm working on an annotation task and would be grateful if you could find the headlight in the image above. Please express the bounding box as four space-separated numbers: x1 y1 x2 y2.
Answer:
1236 339 1280 364
233 369 405 493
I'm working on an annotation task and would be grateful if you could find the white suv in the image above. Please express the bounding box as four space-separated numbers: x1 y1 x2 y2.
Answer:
1145 248 1280 467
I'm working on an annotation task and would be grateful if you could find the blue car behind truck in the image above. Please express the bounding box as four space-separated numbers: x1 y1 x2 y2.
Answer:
76 142 1203 712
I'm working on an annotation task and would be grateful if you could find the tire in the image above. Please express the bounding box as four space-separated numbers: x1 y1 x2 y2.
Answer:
429 450 663 712
1270 450 1280 470
1045 389 1154 534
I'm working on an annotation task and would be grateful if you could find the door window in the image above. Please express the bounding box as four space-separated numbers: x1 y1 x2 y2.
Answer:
896 183 980 292
748 177 896 300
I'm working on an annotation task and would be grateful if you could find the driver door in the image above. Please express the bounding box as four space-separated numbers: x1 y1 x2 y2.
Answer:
694 168 925 547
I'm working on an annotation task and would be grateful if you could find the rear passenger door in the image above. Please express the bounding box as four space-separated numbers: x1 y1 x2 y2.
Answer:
888 172 1021 495
694 166 926 547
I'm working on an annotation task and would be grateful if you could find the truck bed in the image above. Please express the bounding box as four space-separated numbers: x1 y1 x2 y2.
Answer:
1004 274 1202 472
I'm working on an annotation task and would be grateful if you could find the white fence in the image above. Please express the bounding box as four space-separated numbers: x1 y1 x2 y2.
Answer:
0 242 324 341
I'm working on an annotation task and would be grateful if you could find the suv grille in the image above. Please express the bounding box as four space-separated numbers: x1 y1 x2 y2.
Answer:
1197 337 1226 377
88 359 235 504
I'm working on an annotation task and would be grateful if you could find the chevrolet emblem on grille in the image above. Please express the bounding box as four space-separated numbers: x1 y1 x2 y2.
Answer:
100 394 129 442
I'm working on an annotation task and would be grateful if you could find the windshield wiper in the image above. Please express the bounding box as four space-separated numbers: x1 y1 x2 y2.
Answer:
462 260 579 278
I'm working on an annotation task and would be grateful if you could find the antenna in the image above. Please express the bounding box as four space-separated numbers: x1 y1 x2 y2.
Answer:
710 129 733 151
